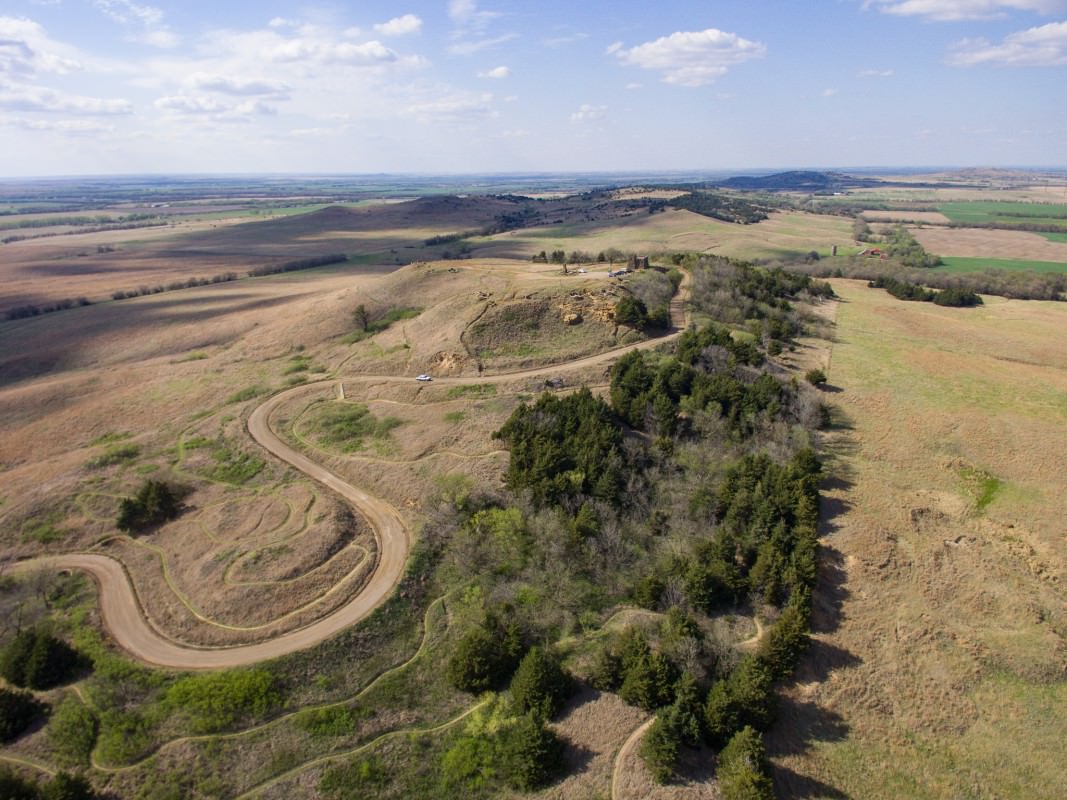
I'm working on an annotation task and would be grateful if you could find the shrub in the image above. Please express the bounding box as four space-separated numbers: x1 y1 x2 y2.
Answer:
614 295 649 329
46 698 97 765
509 647 573 720
41 772 99 800
804 368 827 386
164 668 281 733
0 687 47 742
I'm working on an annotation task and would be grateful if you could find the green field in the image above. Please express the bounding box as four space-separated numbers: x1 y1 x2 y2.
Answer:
939 201 1067 229
936 257 1067 275
1040 231 1067 244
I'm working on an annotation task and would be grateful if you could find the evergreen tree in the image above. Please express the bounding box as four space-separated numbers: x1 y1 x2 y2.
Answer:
509 647 572 720
717 726 774 800
0 687 47 743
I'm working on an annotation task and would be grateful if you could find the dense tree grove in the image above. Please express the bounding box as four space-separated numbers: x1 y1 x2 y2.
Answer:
882 226 942 269
669 191 771 224
0 628 82 690
492 388 628 508
436 260 833 792
869 276 983 307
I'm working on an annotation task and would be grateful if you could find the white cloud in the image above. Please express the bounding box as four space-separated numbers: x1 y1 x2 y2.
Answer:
448 33 516 55
571 103 606 122
478 65 510 78
0 17 81 75
542 32 588 48
374 14 422 36
268 37 399 66
449 0 500 31
2 116 114 134
866 1 1067 21
626 82 643 90
859 68 895 77
407 90 496 123
948 19 1067 64
822 88 840 96
187 73 289 97
0 85 132 114
93 0 178 48
612 28 766 87
154 94 276 120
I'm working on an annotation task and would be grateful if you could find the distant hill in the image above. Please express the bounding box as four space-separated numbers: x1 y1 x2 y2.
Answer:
718 171 865 192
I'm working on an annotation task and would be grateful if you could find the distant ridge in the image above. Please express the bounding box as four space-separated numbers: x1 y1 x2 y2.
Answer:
718 170 867 192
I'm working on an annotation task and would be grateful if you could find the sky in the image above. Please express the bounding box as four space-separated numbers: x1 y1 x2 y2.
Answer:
0 0 1065 176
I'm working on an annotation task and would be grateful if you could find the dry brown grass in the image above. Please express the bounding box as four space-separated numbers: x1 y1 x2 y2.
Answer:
910 226 1067 262
769 280 1067 800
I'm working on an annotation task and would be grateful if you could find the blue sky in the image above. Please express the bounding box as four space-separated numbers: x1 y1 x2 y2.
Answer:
0 0 1064 176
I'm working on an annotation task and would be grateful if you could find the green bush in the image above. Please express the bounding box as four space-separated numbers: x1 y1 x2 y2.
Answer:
0 686 47 742
614 294 649 329
509 647 573 720
164 668 281 733
86 443 140 469
41 772 99 800
46 697 97 765
804 368 827 386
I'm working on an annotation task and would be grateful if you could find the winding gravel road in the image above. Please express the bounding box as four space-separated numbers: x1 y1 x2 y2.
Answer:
8 272 690 670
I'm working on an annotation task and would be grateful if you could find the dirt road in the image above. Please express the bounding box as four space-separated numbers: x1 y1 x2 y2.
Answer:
9 274 691 669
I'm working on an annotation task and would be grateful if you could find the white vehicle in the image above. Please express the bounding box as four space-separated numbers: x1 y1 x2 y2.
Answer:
415 374 433 382
577 268 587 274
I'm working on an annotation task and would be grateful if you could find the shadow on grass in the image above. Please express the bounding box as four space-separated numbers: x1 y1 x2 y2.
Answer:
773 766 851 799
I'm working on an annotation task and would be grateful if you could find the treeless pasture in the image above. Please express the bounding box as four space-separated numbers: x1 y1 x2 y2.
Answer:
770 280 1067 800
910 226 1067 263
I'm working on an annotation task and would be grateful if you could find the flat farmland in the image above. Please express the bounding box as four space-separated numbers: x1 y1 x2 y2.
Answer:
938 201 1067 229
0 198 517 314
771 280 1067 799
910 226 1067 264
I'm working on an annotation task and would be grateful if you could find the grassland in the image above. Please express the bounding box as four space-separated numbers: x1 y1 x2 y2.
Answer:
3 175 1067 799
770 280 1067 800
473 208 859 262
937 256 1067 274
